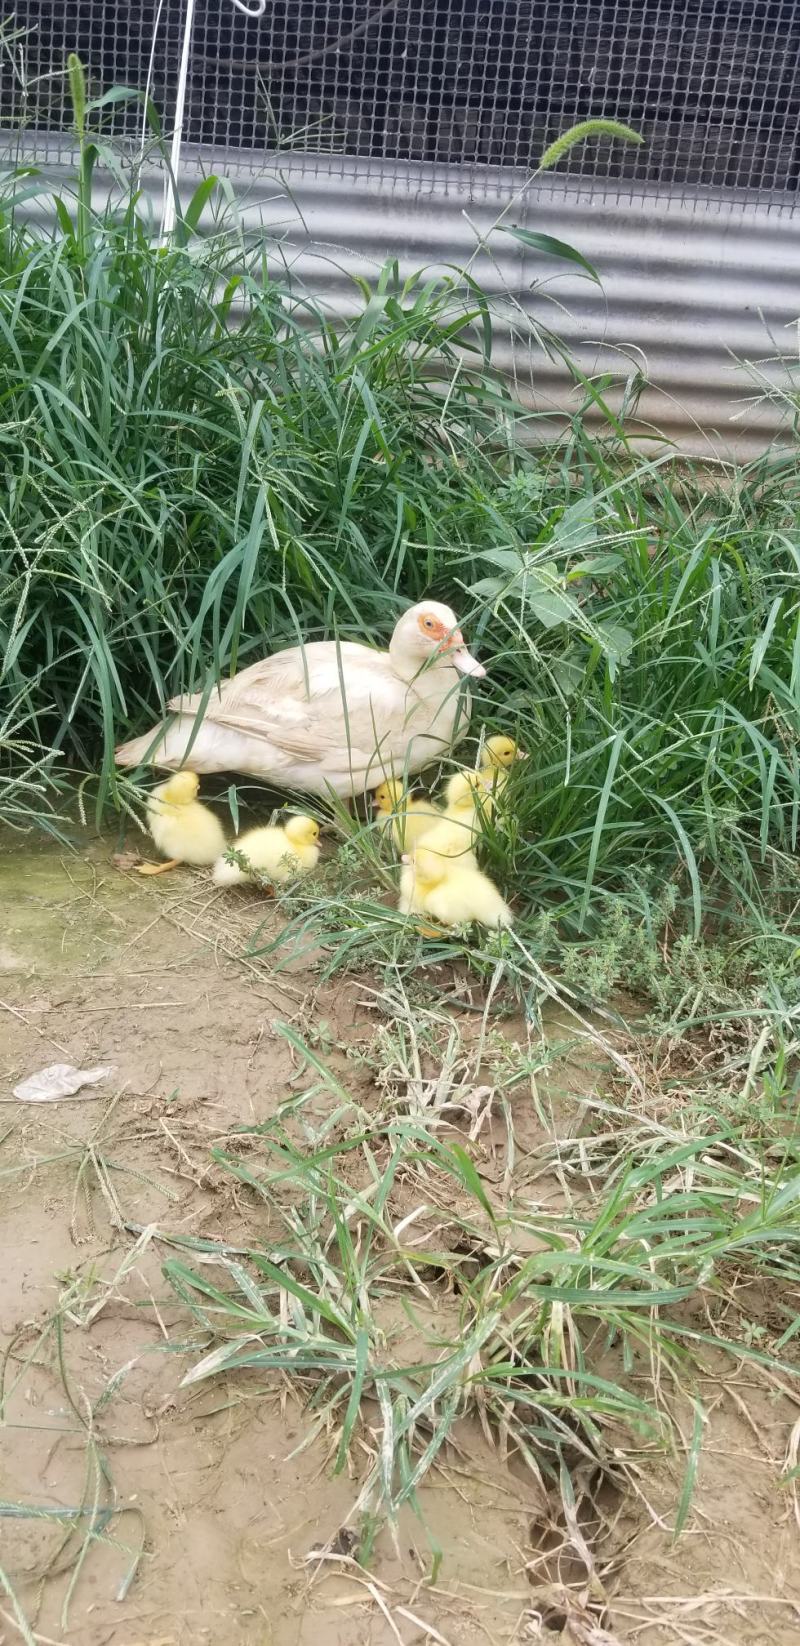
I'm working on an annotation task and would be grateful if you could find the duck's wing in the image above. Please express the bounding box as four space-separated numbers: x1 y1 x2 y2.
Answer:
167 641 402 768
118 640 469 786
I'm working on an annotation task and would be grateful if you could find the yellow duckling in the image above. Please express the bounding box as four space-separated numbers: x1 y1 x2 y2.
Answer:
477 734 527 794
408 788 480 871
373 777 441 853
399 822 512 930
212 815 320 888
444 770 496 831
411 771 493 868
140 770 226 875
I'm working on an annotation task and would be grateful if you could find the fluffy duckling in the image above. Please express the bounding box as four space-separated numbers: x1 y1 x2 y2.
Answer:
408 794 480 871
141 770 226 875
373 777 441 853
477 734 526 794
212 815 320 888
413 771 495 867
444 770 496 830
399 822 512 930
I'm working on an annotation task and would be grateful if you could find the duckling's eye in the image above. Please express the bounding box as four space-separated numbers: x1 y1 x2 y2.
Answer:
424 618 434 630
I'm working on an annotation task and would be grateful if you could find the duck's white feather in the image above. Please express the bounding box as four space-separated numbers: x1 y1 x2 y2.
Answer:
116 606 480 798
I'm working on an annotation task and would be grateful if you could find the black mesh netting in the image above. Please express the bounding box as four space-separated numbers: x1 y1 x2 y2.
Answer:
3 0 800 197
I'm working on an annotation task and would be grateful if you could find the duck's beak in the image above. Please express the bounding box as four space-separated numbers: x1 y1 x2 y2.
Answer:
452 649 486 678
515 748 528 760
450 640 487 679
439 627 486 678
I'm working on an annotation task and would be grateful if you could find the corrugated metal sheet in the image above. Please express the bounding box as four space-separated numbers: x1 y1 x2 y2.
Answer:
22 145 800 458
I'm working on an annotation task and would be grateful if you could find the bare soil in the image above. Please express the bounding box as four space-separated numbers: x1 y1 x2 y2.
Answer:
1 830 799 1646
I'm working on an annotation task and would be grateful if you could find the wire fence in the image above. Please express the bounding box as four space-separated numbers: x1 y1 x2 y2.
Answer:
2 0 799 204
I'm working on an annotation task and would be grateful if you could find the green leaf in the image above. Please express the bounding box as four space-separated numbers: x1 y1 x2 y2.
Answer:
445 1142 497 1228
334 1326 370 1473
53 198 75 240
579 729 624 928
566 553 624 581
350 293 390 354
500 227 601 285
655 795 703 939
179 176 221 239
749 595 783 689
480 548 525 572
521 560 576 628
527 587 574 629
594 621 634 672
0 177 48 213
674 1400 705 1538
84 85 143 115
550 497 598 554
249 1254 357 1339
473 549 582 628
469 575 505 601
550 649 586 697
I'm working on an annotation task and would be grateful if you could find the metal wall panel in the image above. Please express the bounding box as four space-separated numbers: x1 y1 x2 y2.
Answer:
22 145 800 458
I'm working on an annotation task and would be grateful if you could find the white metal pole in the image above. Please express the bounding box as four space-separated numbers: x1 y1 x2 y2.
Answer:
160 0 267 237
161 0 197 237
140 0 167 176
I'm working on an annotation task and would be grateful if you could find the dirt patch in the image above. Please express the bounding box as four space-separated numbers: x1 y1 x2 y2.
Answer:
1 830 799 1645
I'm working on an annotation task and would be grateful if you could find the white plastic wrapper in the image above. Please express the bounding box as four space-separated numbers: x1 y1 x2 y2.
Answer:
13 1063 115 1103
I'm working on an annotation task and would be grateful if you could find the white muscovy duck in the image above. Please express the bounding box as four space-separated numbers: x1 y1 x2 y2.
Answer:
115 601 485 797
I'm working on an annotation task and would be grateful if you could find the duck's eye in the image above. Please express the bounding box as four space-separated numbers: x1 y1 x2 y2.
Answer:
424 618 435 630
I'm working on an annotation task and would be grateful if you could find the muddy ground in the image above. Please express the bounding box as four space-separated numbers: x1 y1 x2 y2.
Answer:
1 830 799 1646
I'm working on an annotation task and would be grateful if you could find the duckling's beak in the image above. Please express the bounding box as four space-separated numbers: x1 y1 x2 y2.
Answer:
515 748 528 760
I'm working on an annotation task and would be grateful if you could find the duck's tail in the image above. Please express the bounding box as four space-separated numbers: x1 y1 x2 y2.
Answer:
114 715 207 771
115 725 172 769
212 856 245 888
116 715 240 774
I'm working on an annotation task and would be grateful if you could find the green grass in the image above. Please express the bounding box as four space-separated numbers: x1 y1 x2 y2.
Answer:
161 1012 800 1566
1 74 799 1619
1 89 799 987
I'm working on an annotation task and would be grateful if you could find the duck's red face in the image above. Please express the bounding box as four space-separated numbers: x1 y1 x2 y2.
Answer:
417 611 464 651
415 608 485 677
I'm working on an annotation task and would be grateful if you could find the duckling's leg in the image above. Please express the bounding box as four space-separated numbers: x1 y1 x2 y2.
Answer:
137 858 182 876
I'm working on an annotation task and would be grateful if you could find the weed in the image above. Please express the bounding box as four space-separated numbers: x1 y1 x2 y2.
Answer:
0 107 798 973
159 1014 800 1564
2 79 800 1618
